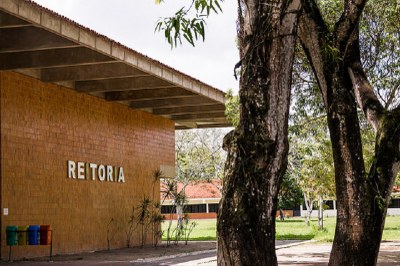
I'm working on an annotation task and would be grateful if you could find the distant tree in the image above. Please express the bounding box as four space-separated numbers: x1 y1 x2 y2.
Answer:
289 115 335 226
175 129 226 186
396 173 400 187
224 89 239 128
163 128 226 228
277 172 303 211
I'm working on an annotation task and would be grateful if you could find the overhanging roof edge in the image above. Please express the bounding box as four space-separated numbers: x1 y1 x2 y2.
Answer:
0 0 226 104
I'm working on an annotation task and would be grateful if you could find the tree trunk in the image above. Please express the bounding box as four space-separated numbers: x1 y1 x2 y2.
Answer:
303 192 314 226
299 1 400 264
318 195 323 230
217 1 301 265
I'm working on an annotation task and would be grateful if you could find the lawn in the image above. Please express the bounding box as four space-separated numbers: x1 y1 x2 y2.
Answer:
162 219 217 241
162 216 400 241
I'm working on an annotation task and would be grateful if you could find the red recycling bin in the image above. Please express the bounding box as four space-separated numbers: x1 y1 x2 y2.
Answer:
40 225 52 245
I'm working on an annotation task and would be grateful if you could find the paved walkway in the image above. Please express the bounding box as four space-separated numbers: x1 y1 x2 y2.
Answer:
1 241 399 265
276 241 400 265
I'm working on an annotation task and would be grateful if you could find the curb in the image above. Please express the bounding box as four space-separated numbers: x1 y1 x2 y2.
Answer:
130 249 216 263
275 240 318 250
130 240 318 263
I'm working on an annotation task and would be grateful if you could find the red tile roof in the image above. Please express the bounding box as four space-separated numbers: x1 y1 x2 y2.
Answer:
162 180 222 199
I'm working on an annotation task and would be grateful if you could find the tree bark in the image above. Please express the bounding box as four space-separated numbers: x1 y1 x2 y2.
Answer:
217 0 301 265
299 0 400 265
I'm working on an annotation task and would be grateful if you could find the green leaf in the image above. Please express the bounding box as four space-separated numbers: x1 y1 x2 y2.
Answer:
154 0 223 48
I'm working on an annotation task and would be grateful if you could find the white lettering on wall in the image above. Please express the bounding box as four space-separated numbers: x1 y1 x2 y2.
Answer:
89 163 97 180
98 165 105 181
68 160 76 179
67 160 125 183
106 165 113 182
77 162 85 180
118 167 125 183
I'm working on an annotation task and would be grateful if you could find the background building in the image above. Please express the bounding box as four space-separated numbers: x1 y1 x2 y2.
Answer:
161 180 222 220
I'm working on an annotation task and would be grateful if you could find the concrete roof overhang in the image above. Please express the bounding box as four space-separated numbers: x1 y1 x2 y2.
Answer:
0 0 231 129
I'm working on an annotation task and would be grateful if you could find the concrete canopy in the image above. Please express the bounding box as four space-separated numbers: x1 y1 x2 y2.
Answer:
0 0 231 129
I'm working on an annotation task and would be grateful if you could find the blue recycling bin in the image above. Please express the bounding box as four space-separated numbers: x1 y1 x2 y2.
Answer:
28 225 40 245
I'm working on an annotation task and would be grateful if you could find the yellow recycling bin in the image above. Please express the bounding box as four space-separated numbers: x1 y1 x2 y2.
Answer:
17 226 28 245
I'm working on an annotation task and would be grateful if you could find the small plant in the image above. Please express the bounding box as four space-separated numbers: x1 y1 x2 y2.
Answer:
137 196 152 248
173 225 184 245
106 218 115 250
160 178 189 246
125 207 136 247
182 214 197 245
150 201 165 247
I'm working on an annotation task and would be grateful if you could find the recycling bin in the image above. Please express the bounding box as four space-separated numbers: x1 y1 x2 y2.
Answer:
17 226 28 245
40 225 52 245
6 226 18 246
28 225 40 245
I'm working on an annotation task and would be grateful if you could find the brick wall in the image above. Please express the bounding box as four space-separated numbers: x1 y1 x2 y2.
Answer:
0 71 175 259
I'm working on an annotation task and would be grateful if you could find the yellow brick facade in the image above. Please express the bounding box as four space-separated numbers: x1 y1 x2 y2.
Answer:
0 71 175 259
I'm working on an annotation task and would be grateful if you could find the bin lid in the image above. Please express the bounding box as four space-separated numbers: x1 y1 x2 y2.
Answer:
40 225 52 230
6 226 18 231
28 225 40 230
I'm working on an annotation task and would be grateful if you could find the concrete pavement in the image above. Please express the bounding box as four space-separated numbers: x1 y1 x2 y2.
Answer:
1 241 399 265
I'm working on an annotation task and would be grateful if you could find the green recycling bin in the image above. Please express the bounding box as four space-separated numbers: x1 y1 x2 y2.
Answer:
6 226 18 246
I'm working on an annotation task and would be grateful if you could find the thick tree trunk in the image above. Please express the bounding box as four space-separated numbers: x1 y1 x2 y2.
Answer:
299 1 400 265
325 71 369 264
217 1 301 265
328 86 400 265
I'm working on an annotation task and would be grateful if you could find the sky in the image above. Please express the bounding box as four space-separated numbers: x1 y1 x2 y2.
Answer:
32 0 240 93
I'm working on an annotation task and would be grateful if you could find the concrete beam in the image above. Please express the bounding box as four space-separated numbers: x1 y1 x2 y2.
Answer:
0 47 114 70
175 122 198 129
176 122 231 129
0 10 30 28
171 112 227 121
152 104 226 115
76 76 174 93
195 123 232 129
130 96 216 109
105 87 195 101
0 26 78 52
41 62 148 82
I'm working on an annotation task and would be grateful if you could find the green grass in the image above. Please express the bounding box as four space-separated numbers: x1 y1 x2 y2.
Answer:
382 215 400 241
276 217 336 241
162 216 400 242
162 219 216 241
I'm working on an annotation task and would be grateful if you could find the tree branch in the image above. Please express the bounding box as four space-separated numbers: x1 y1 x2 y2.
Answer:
298 0 330 107
334 0 368 53
345 26 385 132
386 80 400 109
348 67 384 132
